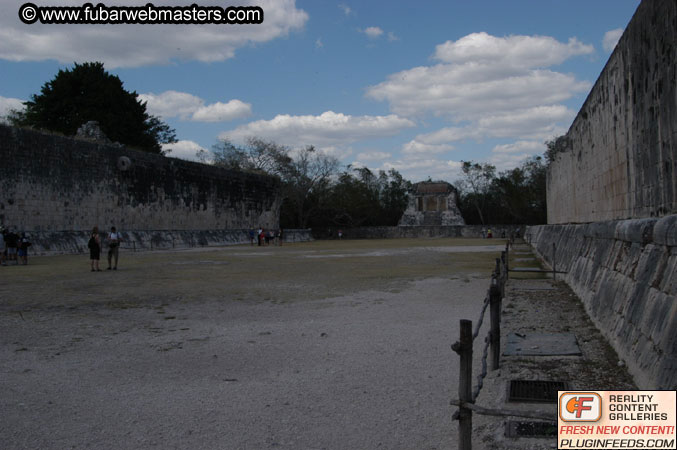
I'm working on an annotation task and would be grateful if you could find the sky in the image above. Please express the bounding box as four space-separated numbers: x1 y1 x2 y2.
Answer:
0 0 641 183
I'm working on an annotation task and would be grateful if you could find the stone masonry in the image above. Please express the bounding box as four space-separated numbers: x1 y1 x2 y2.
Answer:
398 181 465 226
547 0 676 223
0 124 281 233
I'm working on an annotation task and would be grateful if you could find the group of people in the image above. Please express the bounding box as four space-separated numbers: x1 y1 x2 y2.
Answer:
0 227 31 266
249 228 283 246
88 226 122 271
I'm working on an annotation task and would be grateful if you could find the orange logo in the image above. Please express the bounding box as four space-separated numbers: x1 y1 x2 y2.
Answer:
559 392 602 422
566 396 595 418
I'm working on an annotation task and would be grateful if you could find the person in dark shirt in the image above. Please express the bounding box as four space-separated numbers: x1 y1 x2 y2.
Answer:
17 232 31 265
5 229 18 265
88 227 101 272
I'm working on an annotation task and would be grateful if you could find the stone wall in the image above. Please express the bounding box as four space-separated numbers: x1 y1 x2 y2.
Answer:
547 0 676 223
0 124 281 233
19 228 313 255
526 216 677 389
314 225 518 240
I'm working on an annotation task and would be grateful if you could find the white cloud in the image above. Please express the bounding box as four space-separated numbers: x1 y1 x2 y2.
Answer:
366 32 593 167
402 140 454 155
0 0 308 68
603 28 624 52
0 95 25 118
363 27 384 38
367 32 592 120
191 100 252 122
219 110 415 148
162 140 207 161
339 4 353 16
492 140 545 154
315 38 324 49
387 32 399 42
433 32 594 68
355 151 392 161
139 91 251 122
367 64 590 120
488 140 547 171
377 158 464 183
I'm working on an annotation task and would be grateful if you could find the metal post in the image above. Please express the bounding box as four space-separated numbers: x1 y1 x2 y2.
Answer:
452 319 473 450
489 284 501 370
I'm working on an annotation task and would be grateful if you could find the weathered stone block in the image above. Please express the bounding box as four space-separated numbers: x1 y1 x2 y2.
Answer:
653 215 677 246
527 216 677 389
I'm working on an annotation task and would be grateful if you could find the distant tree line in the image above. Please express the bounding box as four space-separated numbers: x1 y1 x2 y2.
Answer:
200 138 412 229
456 156 547 225
203 137 551 228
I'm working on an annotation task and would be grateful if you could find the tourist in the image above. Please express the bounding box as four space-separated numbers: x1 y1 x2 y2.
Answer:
88 227 101 272
17 232 31 265
5 228 18 265
257 227 263 246
0 226 6 266
338 230 343 240
277 228 283 246
106 226 122 270
248 229 255 245
487 228 493 239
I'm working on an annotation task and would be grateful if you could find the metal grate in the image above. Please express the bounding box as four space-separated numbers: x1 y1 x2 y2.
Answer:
508 379 569 403
505 421 557 438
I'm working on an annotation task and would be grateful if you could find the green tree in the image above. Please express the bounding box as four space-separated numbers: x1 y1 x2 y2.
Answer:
492 156 547 224
205 138 340 228
10 62 176 154
458 161 496 225
322 167 411 228
278 145 340 228
204 137 289 174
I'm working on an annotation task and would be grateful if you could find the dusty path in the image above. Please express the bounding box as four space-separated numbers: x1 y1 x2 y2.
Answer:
1 238 502 449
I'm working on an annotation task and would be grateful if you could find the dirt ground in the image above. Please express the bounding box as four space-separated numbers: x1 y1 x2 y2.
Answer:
1 238 504 450
0 238 635 449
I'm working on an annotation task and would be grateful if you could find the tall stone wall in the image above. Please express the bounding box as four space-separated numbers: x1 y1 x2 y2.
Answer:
0 124 281 233
547 0 676 224
526 216 677 389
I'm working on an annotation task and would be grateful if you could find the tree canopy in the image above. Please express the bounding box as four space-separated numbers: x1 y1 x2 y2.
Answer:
456 156 547 225
10 62 176 154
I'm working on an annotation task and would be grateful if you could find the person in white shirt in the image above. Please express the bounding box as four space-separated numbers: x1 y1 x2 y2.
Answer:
106 226 122 270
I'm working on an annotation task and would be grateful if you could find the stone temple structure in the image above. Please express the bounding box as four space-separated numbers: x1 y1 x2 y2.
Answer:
398 181 465 226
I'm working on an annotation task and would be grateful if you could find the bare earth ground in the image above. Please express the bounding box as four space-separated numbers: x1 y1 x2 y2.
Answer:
1 238 502 450
0 238 634 450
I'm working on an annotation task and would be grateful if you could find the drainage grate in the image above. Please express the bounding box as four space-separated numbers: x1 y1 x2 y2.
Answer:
508 380 569 403
505 421 557 438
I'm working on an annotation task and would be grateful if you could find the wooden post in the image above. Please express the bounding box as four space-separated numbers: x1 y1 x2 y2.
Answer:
552 243 556 280
452 319 473 450
505 244 510 280
489 284 501 370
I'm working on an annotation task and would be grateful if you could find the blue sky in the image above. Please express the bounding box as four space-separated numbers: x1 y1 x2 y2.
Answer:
0 0 641 183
